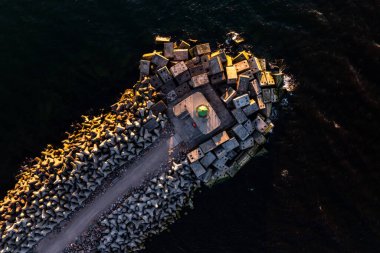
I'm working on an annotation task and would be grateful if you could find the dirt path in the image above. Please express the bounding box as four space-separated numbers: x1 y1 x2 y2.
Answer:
36 135 177 253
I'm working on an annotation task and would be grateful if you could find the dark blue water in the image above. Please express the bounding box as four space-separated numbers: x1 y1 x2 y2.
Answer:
0 0 379 252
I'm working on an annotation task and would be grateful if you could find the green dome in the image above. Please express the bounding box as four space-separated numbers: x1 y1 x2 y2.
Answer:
197 105 209 118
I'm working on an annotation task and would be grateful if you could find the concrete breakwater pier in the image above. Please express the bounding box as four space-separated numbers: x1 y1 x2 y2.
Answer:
0 34 287 253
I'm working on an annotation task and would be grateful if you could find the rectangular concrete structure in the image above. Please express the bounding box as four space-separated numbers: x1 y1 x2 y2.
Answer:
173 92 221 135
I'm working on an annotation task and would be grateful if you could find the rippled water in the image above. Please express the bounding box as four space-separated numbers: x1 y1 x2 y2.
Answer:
0 0 379 252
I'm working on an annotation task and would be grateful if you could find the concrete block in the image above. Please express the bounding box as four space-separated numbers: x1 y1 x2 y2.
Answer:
150 74 163 89
211 50 227 63
175 82 191 98
170 61 188 77
222 137 240 152
155 35 171 44
139 60 150 76
187 148 205 163
178 40 191 49
173 49 189 61
234 60 250 73
243 119 254 135
190 73 209 88
151 54 169 67
242 99 259 116
232 124 250 140
233 94 250 108
256 95 266 109
189 65 206 77
213 146 227 159
200 139 217 153
253 116 269 133
190 161 206 178
231 108 248 124
144 118 159 132
200 152 217 168
226 66 238 84
247 57 262 73
253 131 266 145
212 131 230 146
237 75 250 94
262 89 271 103
209 56 223 75
210 72 226 85
164 42 174 58
233 51 250 63
157 66 173 83
166 90 177 102
212 156 229 170
239 136 255 150
195 43 211 55
160 80 176 94
249 79 262 96
221 87 237 104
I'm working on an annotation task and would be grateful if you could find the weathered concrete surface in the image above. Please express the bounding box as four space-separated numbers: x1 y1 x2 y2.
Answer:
36 135 178 253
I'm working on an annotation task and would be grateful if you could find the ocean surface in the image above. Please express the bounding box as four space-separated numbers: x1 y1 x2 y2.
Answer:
0 0 379 252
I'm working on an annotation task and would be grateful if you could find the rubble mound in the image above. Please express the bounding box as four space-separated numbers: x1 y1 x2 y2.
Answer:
0 84 167 253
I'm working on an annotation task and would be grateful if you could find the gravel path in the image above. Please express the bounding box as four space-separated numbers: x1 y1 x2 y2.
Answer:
36 135 177 253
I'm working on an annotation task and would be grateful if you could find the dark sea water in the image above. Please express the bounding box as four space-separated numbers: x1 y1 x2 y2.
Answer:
1 0 379 252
